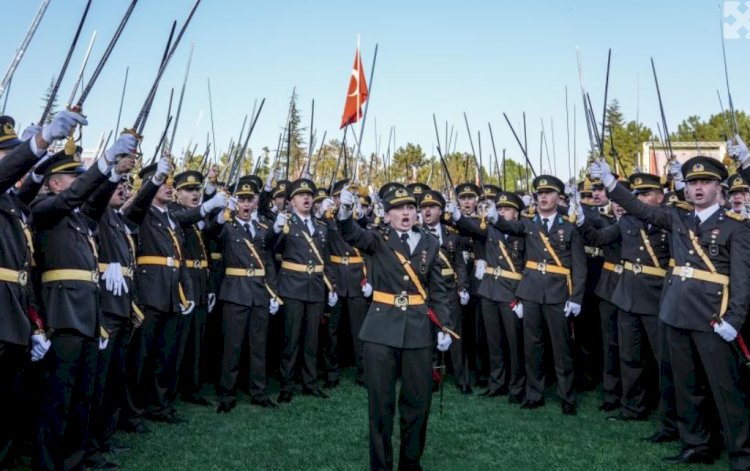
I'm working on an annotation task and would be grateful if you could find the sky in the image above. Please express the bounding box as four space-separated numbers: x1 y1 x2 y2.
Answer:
3 0 750 181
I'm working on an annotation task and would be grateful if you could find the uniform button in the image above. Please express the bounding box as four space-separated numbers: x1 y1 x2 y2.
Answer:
403 275 409 281
639 246 644 251
686 262 691 267
689 250 694 254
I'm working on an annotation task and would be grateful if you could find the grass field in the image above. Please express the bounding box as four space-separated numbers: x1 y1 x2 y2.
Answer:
103 369 731 471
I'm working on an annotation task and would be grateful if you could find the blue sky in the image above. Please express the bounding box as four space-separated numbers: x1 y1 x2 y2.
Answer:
3 0 749 180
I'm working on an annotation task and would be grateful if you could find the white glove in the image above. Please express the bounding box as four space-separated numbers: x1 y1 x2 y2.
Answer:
569 203 585 227
269 298 280 315
361 282 373 297
264 170 275 191
459 290 470 306
564 301 582 318
21 124 42 142
713 320 738 342
485 202 498 224
41 110 88 143
208 293 216 313
273 212 289 234
730 134 750 165
512 301 524 319
436 331 452 352
227 196 238 212
668 159 684 182
317 197 335 218
105 134 138 164
374 204 384 219
202 192 227 214
446 201 461 221
474 259 486 280
340 187 355 207
98 337 109 351
522 195 532 207
181 301 195 316
102 263 129 297
328 291 339 307
589 159 615 188
30 333 51 362
153 156 171 183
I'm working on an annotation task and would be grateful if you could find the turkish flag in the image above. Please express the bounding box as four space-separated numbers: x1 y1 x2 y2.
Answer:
340 47 368 129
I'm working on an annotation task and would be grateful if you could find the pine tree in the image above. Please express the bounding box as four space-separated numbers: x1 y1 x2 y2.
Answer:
40 76 58 124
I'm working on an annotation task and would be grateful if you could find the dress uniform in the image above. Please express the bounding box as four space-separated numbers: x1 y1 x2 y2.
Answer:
170 170 213 406
338 186 453 471
579 173 671 420
274 178 337 403
454 191 526 402
215 177 279 411
123 162 199 429
600 156 750 468
32 147 125 470
321 180 370 387
421 190 471 394
489 175 587 414
0 122 42 469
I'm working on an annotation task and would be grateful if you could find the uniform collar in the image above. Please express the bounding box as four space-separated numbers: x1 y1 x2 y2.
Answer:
694 203 720 223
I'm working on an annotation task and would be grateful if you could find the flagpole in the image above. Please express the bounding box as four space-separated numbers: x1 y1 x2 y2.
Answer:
353 41 378 184
357 34 361 181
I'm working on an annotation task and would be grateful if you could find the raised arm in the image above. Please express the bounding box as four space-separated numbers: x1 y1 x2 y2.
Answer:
607 182 673 230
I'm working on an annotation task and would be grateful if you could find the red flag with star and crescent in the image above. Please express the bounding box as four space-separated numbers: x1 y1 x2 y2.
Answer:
340 47 368 129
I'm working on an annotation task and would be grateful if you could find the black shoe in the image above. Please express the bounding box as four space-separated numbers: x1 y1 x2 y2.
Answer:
85 459 120 469
520 399 545 410
182 394 212 406
662 448 715 465
607 412 646 422
120 421 150 434
457 384 473 395
251 398 279 409
478 388 507 398
323 379 339 390
303 387 329 399
642 431 679 444
101 444 132 455
598 401 621 412
561 401 576 415
216 401 236 413
277 391 293 403
508 393 524 404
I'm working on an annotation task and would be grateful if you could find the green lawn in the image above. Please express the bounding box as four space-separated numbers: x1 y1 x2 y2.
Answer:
110 371 730 470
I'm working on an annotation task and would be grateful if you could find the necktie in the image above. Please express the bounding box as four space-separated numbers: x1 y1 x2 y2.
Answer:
694 215 701 235
400 233 411 255
542 218 550 234
304 218 314 235
244 223 253 238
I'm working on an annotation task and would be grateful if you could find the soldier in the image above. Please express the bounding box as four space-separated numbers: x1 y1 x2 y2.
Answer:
728 174 750 214
576 173 671 421
123 159 224 429
450 191 526 402
0 115 66 469
337 185 453 471
32 124 136 470
318 179 370 388
215 176 279 411
593 156 750 467
420 189 471 394
171 170 213 406
272 178 338 403
461 175 587 415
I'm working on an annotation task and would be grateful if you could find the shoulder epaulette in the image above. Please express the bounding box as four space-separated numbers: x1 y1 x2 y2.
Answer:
674 201 694 212
725 210 747 222
562 215 571 223
445 225 458 234
521 211 534 219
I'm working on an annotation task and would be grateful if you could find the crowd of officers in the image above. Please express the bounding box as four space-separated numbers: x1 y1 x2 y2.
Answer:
2 110 750 471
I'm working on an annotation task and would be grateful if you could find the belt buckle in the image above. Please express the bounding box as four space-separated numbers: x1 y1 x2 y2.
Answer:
166 256 175 267
306 264 315 275
680 266 694 280
17 270 28 286
246 268 256 277
341 256 349 265
91 271 100 283
395 291 409 310
193 260 201 269
614 264 624 274
632 263 643 275
537 261 547 274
